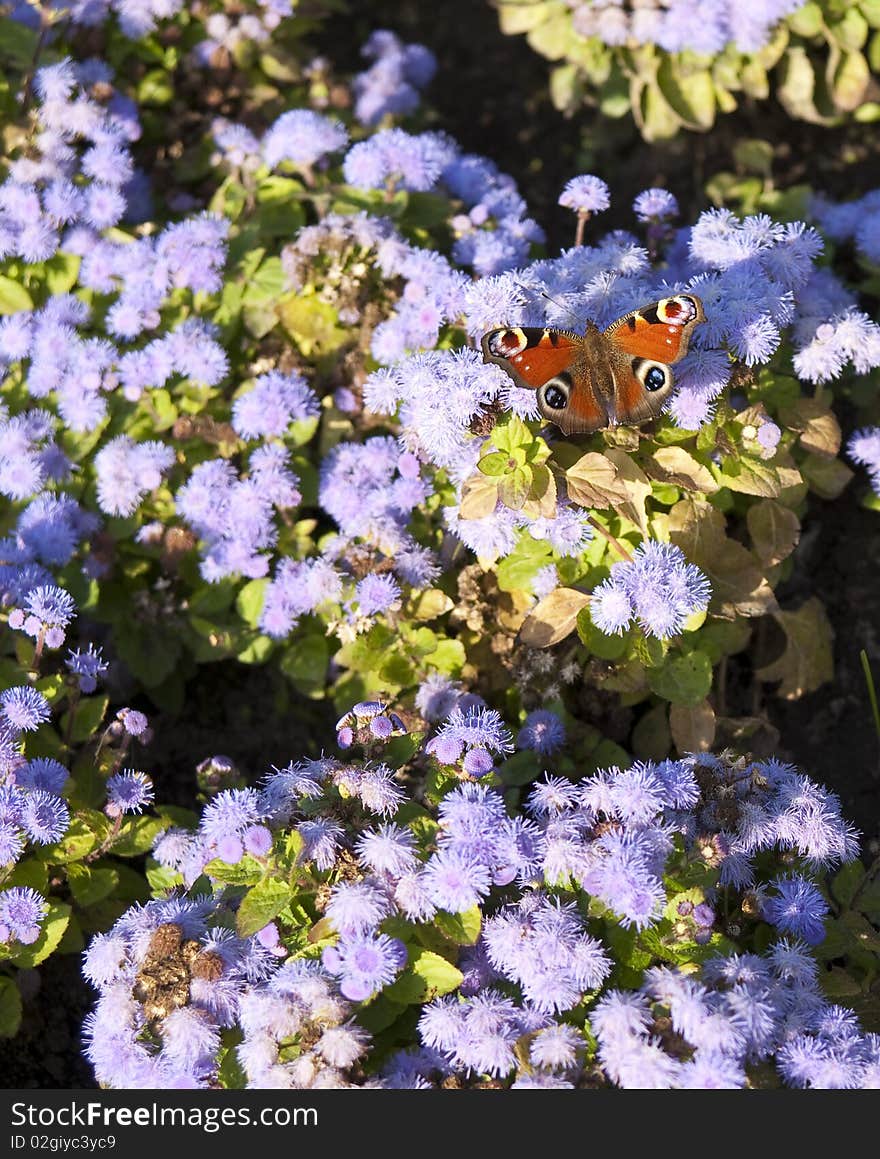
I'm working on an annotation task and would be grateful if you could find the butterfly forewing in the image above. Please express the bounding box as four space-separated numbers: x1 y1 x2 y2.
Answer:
481 327 583 388
603 295 705 364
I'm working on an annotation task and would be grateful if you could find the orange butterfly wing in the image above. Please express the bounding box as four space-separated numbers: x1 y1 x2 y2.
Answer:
604 295 705 364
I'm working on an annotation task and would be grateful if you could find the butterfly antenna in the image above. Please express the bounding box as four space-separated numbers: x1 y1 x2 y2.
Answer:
540 289 581 328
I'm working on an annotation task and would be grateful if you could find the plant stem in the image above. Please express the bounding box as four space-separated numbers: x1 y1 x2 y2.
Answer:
860 649 880 748
585 515 634 562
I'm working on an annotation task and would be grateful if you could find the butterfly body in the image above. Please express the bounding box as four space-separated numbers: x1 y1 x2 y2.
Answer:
481 294 705 436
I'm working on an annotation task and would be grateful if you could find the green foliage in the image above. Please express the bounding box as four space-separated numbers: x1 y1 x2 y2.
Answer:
495 0 880 137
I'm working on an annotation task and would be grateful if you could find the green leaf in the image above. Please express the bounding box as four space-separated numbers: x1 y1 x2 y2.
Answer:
829 9 869 51
10 903 71 968
112 817 169 858
45 252 81 295
830 49 870 111
777 46 824 123
236 579 268 628
0 15 38 68
203 856 265 886
0 976 22 1038
639 80 683 142
496 535 554 593
647 651 714 706
383 947 463 1004
114 622 182 688
657 58 716 129
53 816 104 863
788 2 823 36
478 451 513 477
526 11 575 60
832 860 866 910
67 863 120 908
0 275 33 315
137 68 174 105
577 607 629 659
236 877 293 938
716 455 781 497
497 749 540 786
277 293 349 359
279 633 329 694
433 907 482 946
61 693 108 744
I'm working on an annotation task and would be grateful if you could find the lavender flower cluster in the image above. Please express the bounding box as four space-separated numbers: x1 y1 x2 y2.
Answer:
564 0 802 55
352 30 437 126
80 699 873 1089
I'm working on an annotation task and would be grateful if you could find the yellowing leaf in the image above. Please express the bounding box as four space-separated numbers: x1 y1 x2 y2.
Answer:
564 452 629 509
780 397 842 458
645 446 718 493
756 598 834 699
459 473 500 520
411 588 454 621
669 700 717 754
518 588 591 649
668 498 777 618
604 448 651 535
747 500 801 566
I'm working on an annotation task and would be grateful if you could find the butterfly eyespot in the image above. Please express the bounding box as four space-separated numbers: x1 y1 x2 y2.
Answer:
487 328 527 357
540 378 570 410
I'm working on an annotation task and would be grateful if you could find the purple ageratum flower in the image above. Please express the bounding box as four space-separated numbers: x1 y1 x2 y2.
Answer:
762 875 829 945
262 110 349 169
0 686 50 732
321 931 407 1001
296 818 344 871
415 674 463 723
94 436 175 518
0 885 48 944
418 990 529 1078
558 175 610 215
423 848 492 912
353 573 401 617
21 789 70 844
8 584 76 647
325 880 394 936
117 708 149 738
482 894 611 1012
106 770 154 816
355 823 418 878
634 188 679 221
16 757 68 794
590 541 711 639
516 710 566 756
66 643 109 693
231 371 320 440
200 788 264 846
848 427 880 495
353 30 436 126
343 129 454 194
426 706 514 768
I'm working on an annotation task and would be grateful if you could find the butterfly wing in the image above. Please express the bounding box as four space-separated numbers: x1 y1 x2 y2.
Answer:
481 326 609 434
603 295 705 425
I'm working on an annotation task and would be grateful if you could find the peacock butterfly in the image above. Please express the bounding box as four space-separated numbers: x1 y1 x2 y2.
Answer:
481 294 706 436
